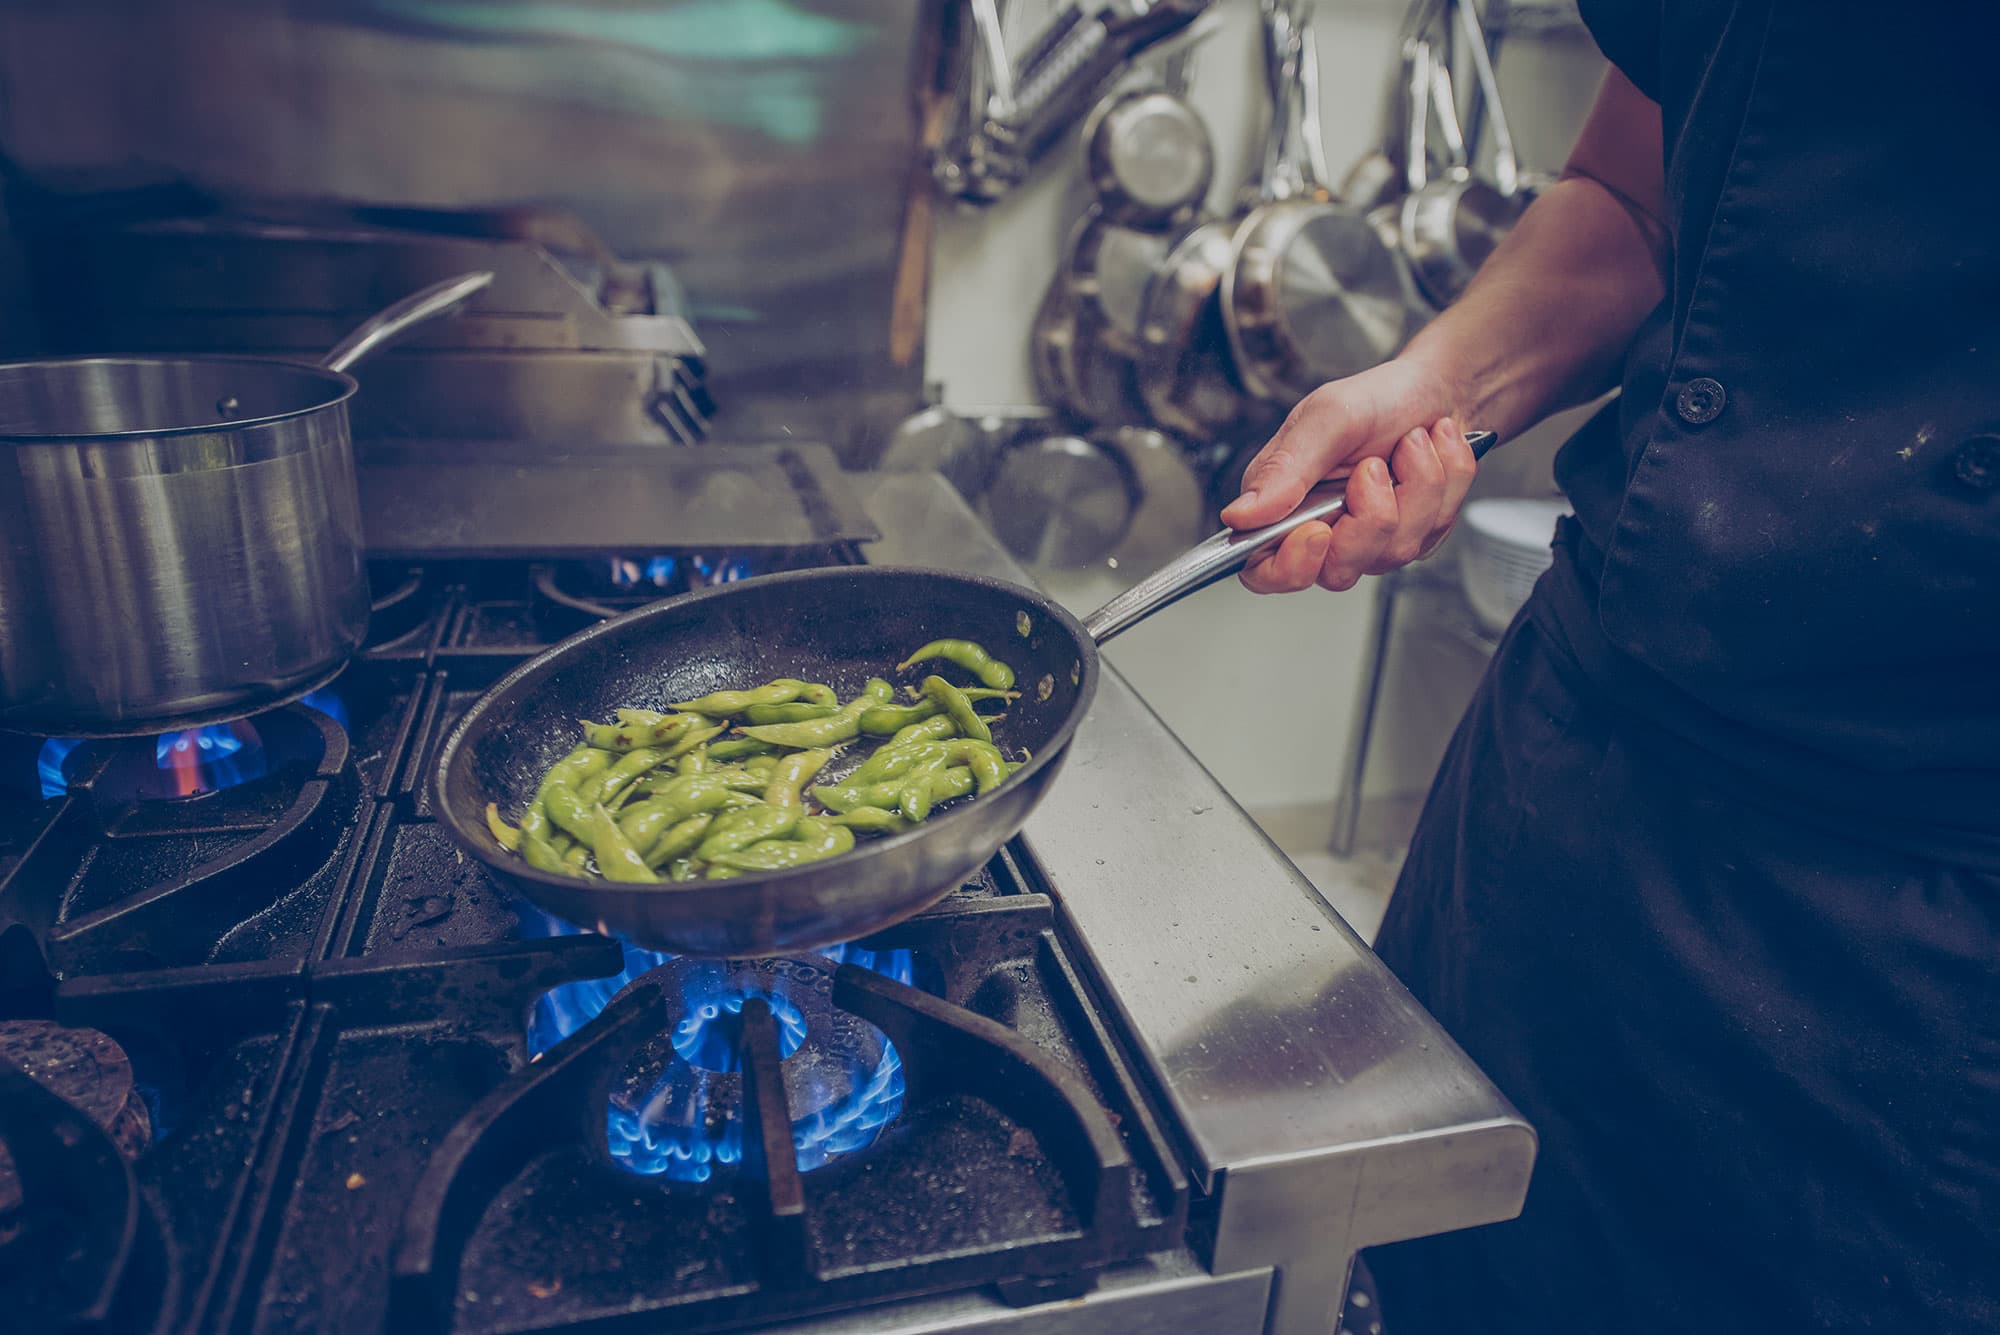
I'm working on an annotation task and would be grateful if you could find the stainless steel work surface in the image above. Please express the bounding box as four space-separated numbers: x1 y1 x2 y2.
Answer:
859 472 1535 1266
357 440 879 556
765 1255 1269 1335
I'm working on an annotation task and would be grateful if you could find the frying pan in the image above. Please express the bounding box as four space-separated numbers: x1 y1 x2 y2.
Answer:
434 430 1495 958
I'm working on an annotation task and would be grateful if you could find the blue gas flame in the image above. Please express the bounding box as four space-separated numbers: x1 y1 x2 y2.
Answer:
37 738 83 798
691 554 757 585
526 912 911 1182
608 556 680 590
155 723 268 794
300 689 350 729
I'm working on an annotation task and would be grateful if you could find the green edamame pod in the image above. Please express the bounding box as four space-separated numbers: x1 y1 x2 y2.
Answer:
826 807 913 835
709 817 856 871
889 712 959 748
743 700 840 725
675 746 708 775
617 774 752 849
669 680 808 716
520 830 573 874
857 699 941 735
484 803 522 851
591 803 658 882
743 755 779 778
581 713 702 752
707 737 779 762
921 675 993 746
850 739 946 784
646 811 716 867
695 804 800 858
897 639 1017 690
668 857 702 881
764 748 834 812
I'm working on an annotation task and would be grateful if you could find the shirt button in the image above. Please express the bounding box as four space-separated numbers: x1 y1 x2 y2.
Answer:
1675 377 1727 426
1953 436 2000 491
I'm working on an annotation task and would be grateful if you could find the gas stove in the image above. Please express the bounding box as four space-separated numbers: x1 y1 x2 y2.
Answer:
0 473 1533 1334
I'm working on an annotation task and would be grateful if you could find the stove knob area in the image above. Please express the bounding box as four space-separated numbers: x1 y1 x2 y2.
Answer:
978 432 1136 570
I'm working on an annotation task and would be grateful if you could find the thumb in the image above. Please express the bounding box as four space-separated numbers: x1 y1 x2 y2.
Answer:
1222 400 1357 530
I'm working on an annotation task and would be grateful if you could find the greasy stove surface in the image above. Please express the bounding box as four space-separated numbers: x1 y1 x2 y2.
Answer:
0 558 1186 1334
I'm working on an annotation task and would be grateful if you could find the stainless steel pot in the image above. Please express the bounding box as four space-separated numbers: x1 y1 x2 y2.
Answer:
0 272 493 737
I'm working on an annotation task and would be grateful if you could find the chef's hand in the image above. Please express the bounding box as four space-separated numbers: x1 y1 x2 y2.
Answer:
1220 360 1478 594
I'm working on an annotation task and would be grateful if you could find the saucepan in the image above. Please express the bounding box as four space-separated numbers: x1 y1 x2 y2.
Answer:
433 431 1495 957
0 272 493 737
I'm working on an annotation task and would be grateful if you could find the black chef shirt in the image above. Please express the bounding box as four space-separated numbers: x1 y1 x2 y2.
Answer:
1547 1 2000 867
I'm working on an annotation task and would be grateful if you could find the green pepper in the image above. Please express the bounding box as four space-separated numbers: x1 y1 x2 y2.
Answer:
709 817 856 871
707 737 779 762
580 713 703 752
922 675 993 746
765 748 834 811
646 811 716 867
591 803 659 882
897 639 1017 690
826 807 913 835
669 680 809 716
695 804 801 858
888 712 959 749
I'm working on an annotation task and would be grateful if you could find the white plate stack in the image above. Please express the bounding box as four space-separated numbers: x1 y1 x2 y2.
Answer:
1457 497 1572 634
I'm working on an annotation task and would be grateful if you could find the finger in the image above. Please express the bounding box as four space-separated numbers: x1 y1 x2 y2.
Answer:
1419 416 1481 556
1239 522 1333 594
1377 427 1446 569
1318 458 1400 591
1221 389 1353 529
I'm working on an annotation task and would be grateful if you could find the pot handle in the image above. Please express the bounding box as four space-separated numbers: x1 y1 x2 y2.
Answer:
1082 429 1497 644
1454 0 1519 195
319 271 496 374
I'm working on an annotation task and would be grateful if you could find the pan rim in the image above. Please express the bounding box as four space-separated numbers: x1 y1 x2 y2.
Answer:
431 564 1103 908
0 355 358 442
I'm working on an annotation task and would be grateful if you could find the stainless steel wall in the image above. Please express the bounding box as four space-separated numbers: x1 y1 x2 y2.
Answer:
0 0 928 450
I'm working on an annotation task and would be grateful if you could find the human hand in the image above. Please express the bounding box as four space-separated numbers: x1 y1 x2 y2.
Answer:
1219 360 1480 593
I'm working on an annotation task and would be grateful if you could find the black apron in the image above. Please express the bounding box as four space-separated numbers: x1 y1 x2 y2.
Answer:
1366 4 2000 1331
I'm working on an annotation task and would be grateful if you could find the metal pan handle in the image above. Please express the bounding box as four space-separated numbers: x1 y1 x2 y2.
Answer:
1082 429 1497 643
319 271 495 374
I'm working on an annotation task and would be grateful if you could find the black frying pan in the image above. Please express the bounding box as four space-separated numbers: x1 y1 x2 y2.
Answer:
434 431 1493 957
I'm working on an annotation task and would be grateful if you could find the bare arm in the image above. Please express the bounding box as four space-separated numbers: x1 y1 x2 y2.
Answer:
1224 68 1669 594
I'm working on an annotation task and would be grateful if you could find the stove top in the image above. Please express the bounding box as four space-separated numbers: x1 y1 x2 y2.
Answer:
0 474 1534 1335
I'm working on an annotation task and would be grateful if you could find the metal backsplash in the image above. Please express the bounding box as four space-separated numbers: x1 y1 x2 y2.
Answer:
0 0 932 456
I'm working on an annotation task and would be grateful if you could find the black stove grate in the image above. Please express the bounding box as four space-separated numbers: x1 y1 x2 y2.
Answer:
0 554 1189 1334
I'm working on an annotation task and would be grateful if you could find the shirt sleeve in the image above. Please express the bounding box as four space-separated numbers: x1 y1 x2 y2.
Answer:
1575 0 1662 102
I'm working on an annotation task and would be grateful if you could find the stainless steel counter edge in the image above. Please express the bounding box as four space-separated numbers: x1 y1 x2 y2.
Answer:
858 473 1536 1252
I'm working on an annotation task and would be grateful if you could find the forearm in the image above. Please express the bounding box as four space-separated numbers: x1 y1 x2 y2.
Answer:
1404 176 1667 439
1402 68 1671 439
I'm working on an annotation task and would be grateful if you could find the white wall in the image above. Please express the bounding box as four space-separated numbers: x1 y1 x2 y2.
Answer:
926 1 1604 841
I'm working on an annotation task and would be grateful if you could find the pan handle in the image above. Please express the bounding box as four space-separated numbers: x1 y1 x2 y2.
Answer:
1081 429 1496 644
319 271 496 374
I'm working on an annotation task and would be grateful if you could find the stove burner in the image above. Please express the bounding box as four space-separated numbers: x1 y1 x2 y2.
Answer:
691 553 757 585
525 914 911 1183
0 1021 152 1215
154 721 268 797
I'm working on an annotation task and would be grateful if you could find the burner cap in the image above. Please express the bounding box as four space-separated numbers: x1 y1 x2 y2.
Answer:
0 1022 152 1213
